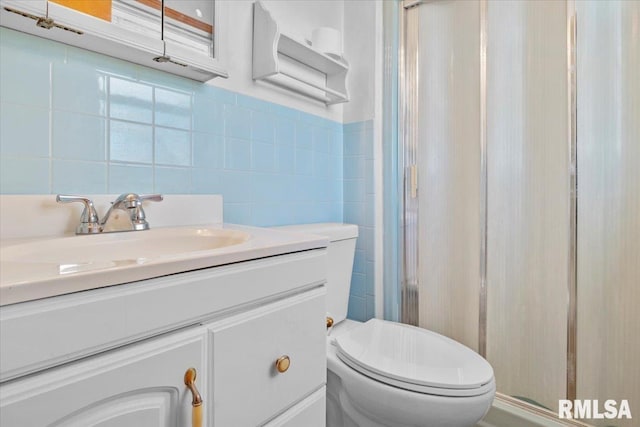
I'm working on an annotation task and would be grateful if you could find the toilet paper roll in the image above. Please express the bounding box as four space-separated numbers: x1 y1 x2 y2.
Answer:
311 27 342 57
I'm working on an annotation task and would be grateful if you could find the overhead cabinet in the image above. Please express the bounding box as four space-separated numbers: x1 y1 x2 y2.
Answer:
0 0 227 81
252 1 349 105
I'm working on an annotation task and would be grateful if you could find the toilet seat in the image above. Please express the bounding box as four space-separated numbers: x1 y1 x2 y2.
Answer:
334 319 495 397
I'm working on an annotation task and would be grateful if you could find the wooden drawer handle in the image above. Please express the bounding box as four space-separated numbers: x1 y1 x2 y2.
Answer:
184 367 203 427
275 355 291 373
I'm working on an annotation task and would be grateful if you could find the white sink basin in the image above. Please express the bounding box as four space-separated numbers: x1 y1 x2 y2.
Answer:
0 194 330 307
2 227 250 271
0 224 327 306
0 226 262 304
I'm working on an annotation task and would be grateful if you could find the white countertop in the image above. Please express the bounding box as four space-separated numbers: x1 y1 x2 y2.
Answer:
0 224 328 306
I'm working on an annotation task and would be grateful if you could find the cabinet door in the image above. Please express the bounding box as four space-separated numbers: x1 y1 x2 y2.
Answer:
207 287 326 427
50 0 112 21
0 0 48 33
45 0 164 56
163 0 213 56
0 327 207 427
0 0 226 80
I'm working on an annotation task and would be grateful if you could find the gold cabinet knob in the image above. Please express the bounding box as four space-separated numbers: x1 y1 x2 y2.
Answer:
326 316 334 329
275 355 290 373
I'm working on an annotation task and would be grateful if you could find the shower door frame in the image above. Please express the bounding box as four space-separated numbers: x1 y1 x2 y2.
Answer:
397 0 579 420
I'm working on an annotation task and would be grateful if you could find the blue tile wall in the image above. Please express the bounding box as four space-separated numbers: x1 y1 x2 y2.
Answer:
343 120 375 322
0 28 376 320
0 28 343 226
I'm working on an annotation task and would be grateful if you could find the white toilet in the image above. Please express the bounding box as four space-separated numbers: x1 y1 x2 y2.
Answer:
276 223 496 427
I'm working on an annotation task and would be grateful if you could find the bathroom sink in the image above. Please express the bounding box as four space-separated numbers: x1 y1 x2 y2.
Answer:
2 227 250 270
0 226 251 302
0 224 326 306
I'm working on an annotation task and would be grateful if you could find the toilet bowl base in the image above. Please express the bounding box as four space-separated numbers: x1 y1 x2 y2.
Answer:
326 343 495 427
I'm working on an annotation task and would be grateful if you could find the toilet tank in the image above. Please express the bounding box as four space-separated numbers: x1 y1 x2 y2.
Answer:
274 223 358 324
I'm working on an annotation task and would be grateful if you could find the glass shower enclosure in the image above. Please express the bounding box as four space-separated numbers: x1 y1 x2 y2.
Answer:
397 0 639 424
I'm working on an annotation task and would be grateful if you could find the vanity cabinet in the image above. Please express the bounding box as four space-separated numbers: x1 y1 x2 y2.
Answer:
0 327 207 426
0 0 227 81
0 249 327 426
208 289 326 426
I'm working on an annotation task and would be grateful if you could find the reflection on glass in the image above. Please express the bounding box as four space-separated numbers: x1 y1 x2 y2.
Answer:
165 0 214 56
111 0 162 39
50 0 112 21
111 0 214 57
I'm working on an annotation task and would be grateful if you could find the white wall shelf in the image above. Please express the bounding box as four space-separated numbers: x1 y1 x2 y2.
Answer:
252 1 349 105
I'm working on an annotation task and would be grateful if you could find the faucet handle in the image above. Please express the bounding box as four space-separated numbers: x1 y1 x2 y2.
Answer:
128 194 162 231
139 194 163 203
56 195 101 234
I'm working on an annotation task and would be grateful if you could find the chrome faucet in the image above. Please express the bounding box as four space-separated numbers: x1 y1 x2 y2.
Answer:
56 195 102 234
56 193 163 234
101 193 163 231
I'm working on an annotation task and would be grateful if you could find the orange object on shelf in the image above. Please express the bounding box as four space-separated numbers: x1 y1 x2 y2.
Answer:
50 0 112 22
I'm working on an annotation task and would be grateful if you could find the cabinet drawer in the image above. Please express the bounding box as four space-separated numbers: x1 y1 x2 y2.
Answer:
263 387 326 427
0 327 207 427
1 249 326 382
207 287 326 426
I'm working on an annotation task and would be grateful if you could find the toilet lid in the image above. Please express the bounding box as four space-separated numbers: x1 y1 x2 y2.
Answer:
335 319 495 397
